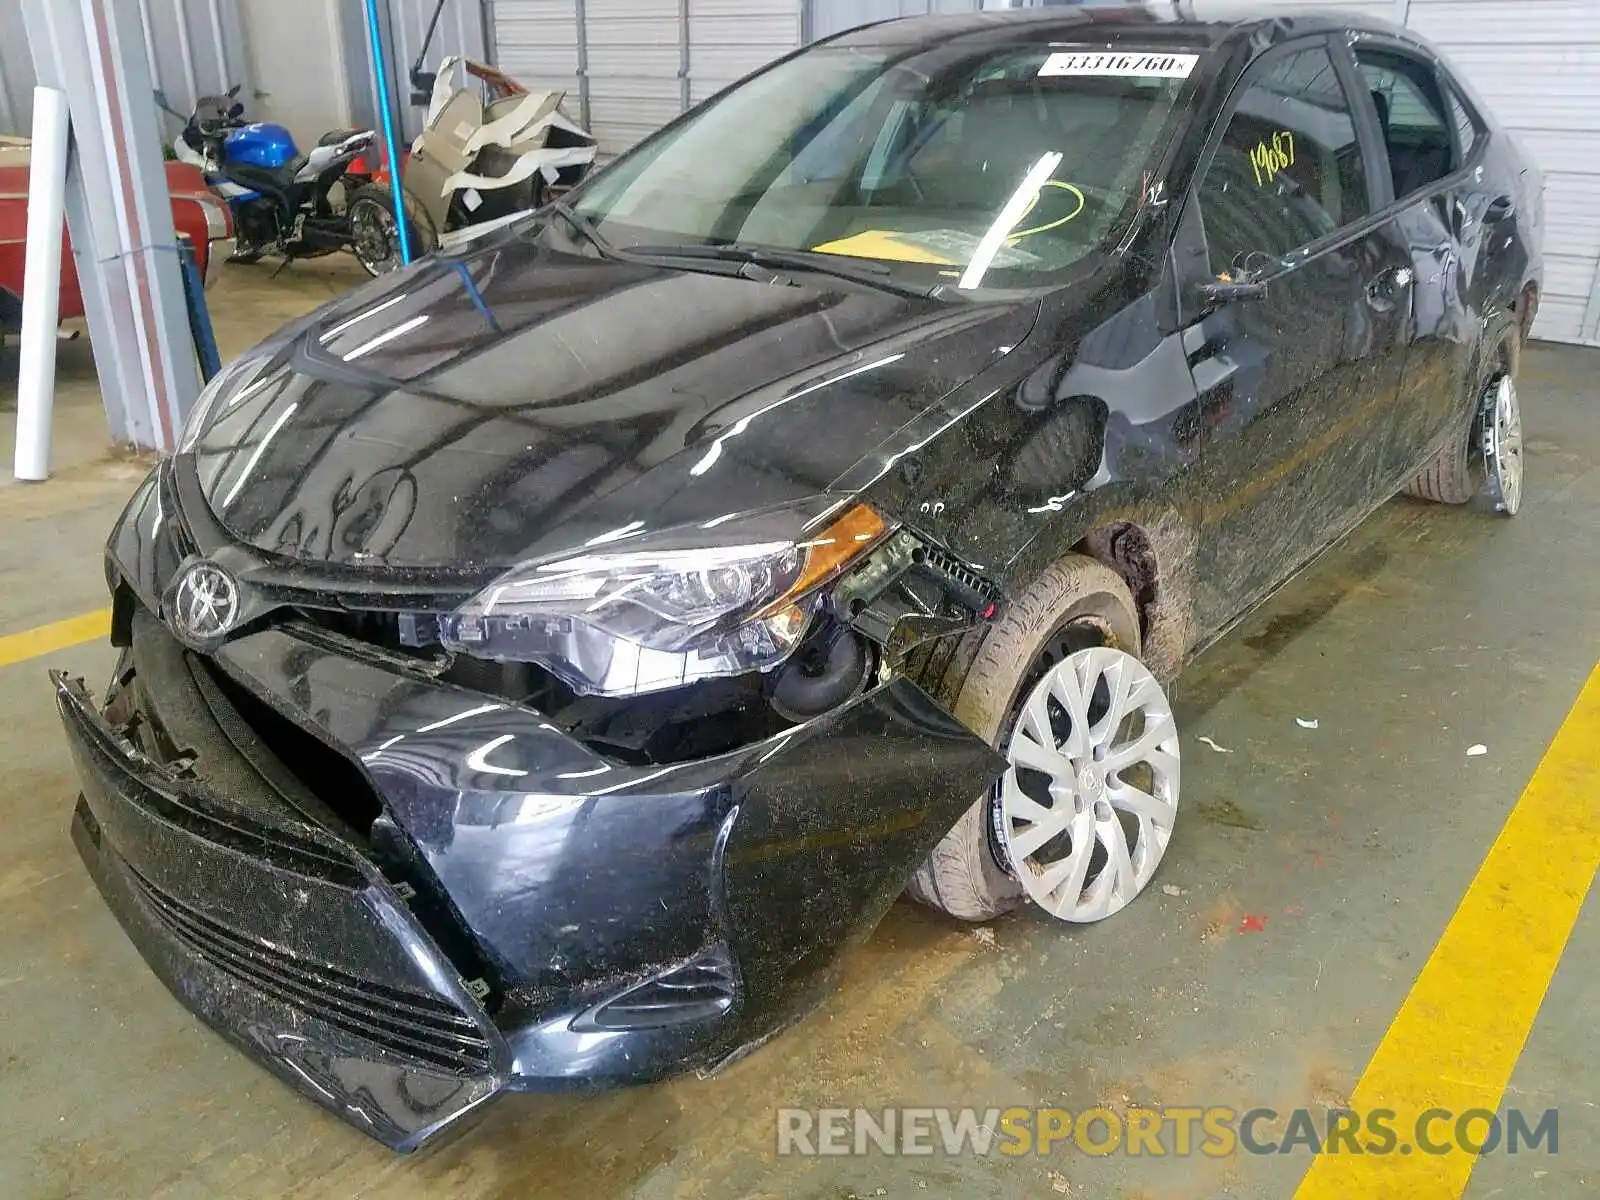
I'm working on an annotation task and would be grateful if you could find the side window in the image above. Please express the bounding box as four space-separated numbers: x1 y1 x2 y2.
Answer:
1354 48 1456 197
1446 84 1485 161
1197 44 1371 274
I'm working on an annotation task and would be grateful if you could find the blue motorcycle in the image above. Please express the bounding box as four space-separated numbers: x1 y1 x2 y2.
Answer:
166 88 392 276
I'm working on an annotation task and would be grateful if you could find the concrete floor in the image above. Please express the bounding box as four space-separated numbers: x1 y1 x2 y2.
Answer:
1 268 1596 1197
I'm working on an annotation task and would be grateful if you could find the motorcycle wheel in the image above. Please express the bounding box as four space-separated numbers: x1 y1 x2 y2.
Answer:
227 227 264 265
348 184 436 277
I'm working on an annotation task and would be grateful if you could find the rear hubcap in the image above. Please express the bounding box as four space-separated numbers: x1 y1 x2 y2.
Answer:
995 646 1180 923
1483 375 1523 515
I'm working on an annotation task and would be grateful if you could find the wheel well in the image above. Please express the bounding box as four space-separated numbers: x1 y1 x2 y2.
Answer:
1516 280 1540 346
1075 522 1159 644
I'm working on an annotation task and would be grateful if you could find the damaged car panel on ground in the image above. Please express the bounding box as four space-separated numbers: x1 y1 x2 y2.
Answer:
56 4 1540 1149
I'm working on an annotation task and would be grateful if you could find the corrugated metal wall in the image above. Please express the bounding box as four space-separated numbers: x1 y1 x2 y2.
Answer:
808 0 981 40
491 0 580 89
1403 0 1600 345
1 0 252 137
585 0 683 150
1187 0 1404 20
489 0 586 121
689 0 802 107
492 0 802 155
487 0 983 158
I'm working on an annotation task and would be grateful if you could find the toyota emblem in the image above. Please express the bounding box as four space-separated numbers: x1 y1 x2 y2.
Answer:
169 561 240 647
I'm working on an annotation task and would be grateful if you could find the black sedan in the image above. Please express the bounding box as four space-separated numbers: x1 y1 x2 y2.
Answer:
55 4 1540 1150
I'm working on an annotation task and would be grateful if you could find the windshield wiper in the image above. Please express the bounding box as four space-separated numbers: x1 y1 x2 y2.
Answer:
545 200 616 257
625 242 938 298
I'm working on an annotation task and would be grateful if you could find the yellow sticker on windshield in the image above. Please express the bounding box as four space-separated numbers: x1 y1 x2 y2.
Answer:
811 230 957 264
1250 131 1296 187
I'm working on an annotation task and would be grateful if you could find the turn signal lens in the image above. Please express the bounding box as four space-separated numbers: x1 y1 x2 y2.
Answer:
762 502 890 615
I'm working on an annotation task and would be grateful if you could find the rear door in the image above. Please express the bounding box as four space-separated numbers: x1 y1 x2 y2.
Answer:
1178 37 1414 637
1348 39 1484 488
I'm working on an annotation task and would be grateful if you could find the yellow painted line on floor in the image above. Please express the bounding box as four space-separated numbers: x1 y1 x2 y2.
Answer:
0 608 111 669
1294 659 1600 1198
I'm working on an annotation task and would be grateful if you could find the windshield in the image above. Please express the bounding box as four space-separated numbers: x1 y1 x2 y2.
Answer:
568 41 1196 291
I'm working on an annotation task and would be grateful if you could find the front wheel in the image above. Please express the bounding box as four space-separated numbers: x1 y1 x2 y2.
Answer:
906 554 1181 924
347 184 436 276
228 240 263 266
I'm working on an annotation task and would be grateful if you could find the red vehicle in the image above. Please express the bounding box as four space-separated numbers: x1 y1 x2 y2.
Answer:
0 136 231 331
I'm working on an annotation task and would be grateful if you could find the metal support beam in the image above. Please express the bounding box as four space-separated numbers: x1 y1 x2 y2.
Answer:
574 0 592 132
21 0 200 451
678 0 692 114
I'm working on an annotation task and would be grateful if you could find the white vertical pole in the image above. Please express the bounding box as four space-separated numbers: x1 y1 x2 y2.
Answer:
13 86 70 483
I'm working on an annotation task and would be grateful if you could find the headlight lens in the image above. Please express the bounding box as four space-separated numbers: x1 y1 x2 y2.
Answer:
440 502 889 697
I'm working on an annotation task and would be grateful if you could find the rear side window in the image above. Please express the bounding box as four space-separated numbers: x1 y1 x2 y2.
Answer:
1197 44 1371 273
1355 48 1456 198
1446 84 1485 161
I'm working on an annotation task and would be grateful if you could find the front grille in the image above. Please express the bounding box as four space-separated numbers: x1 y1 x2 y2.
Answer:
298 607 406 650
293 608 445 655
198 657 385 837
128 864 494 1073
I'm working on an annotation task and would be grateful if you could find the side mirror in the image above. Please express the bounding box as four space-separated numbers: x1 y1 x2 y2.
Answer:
228 102 245 119
1200 279 1268 307
227 84 241 97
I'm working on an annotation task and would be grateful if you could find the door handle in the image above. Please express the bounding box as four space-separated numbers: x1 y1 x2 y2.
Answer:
1365 267 1413 312
1484 195 1516 224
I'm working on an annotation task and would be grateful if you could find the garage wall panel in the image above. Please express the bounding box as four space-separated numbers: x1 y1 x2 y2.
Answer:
1404 0 1598 42
1405 0 1600 343
809 0 980 41
688 0 802 106
1 0 251 137
492 0 583 100
1185 0 1403 23
586 0 683 152
1539 175 1600 264
244 0 352 150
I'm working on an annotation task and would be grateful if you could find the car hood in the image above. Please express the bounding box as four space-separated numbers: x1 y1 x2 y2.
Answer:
189 233 1037 571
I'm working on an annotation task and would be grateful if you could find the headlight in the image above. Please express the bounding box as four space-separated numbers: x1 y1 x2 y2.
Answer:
440 502 890 697
177 352 273 452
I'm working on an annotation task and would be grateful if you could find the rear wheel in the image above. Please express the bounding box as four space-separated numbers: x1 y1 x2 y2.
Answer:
1403 369 1524 512
1402 427 1480 505
906 554 1179 923
1482 375 1524 516
347 183 437 276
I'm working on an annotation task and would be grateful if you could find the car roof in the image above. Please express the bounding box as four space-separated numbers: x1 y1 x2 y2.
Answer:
826 2 1415 56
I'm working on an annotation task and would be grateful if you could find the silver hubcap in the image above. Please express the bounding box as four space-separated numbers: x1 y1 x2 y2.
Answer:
997 646 1180 923
1484 376 1523 515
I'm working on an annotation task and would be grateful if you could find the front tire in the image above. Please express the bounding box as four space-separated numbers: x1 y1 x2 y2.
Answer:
227 238 263 266
905 554 1145 922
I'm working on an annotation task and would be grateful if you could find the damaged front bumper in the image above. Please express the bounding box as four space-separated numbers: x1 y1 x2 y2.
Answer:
56 671 511 1150
57 470 1005 1148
